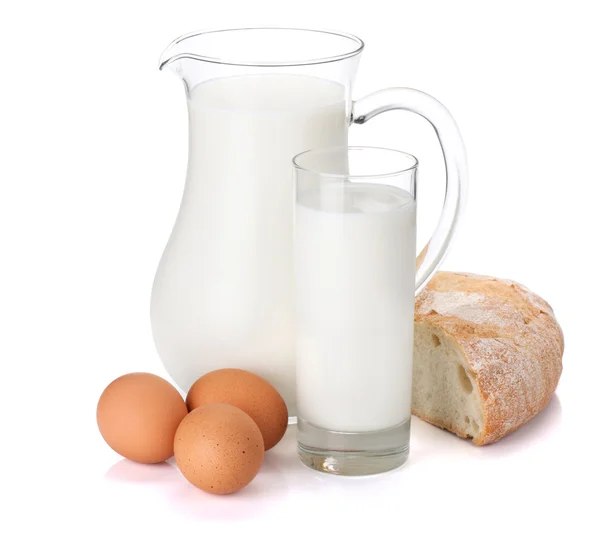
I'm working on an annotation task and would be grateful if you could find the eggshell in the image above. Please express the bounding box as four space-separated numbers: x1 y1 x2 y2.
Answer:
186 369 288 450
174 404 264 494
97 372 188 464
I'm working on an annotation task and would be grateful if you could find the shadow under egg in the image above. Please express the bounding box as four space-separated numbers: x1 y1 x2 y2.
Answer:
104 457 180 484
166 467 289 521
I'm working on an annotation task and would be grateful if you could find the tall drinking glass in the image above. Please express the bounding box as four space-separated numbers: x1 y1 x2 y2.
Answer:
294 147 453 475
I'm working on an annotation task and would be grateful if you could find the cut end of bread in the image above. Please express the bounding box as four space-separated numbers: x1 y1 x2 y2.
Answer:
412 322 484 443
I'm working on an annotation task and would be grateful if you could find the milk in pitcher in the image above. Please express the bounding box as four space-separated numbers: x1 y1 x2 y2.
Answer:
151 75 348 413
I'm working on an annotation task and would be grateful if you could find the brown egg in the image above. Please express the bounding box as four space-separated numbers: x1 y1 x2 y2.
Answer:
174 404 264 494
97 372 188 464
186 369 288 450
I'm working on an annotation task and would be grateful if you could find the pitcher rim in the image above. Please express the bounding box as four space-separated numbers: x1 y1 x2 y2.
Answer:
159 27 365 69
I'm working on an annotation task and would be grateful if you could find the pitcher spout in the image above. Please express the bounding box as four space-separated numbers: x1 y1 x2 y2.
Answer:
159 33 212 92
158 33 195 72
160 31 236 91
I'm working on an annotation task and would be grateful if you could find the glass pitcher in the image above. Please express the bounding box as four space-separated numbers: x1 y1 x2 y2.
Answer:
151 28 467 416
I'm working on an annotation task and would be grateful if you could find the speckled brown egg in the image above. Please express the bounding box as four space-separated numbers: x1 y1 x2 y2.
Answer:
186 369 288 451
97 372 188 464
174 403 264 494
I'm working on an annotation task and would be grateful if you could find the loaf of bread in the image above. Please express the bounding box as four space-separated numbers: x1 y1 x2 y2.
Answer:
412 272 563 445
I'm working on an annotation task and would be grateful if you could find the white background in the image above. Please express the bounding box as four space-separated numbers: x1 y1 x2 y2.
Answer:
1 1 598 548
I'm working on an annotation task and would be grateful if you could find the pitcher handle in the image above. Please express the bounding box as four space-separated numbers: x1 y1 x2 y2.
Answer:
352 88 468 294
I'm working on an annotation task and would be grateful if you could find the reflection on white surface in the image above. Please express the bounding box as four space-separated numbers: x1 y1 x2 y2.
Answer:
105 458 179 483
102 397 563 520
410 394 563 462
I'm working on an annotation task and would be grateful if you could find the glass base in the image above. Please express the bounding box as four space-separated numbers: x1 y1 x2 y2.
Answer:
297 417 410 476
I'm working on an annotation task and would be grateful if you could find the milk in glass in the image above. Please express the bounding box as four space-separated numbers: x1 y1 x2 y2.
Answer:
295 183 416 432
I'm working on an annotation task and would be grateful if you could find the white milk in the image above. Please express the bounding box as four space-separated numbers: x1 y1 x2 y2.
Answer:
151 75 348 414
295 183 416 432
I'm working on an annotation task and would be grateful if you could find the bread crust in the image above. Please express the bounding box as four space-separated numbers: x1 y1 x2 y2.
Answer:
413 272 564 445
